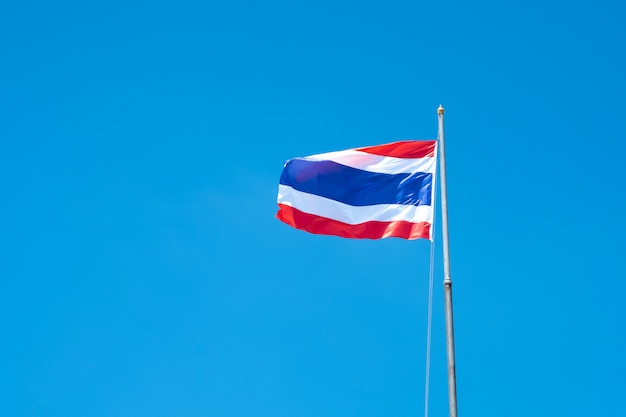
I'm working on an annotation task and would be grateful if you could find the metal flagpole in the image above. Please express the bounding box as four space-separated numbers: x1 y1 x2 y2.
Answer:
437 105 458 417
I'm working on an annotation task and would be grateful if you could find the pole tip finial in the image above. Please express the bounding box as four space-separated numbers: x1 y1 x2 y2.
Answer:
438 105 444 114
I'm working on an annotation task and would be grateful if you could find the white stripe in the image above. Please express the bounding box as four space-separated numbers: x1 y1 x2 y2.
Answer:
300 149 436 174
277 185 433 225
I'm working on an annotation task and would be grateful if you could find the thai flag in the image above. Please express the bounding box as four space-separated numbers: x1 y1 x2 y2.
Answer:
276 140 437 240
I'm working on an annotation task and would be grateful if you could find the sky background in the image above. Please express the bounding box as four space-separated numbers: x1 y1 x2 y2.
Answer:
2 1 625 416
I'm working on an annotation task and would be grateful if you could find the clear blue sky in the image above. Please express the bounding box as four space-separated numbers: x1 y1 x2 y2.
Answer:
2 1 625 416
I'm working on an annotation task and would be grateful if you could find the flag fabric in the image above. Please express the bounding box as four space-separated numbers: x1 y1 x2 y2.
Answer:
276 140 437 240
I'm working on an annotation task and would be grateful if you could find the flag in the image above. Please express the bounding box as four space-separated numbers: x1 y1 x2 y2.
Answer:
276 140 437 240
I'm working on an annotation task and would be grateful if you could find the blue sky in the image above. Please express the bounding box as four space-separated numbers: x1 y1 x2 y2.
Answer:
2 1 625 416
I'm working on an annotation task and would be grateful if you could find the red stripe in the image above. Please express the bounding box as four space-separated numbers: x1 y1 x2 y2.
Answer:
276 204 431 240
356 140 436 159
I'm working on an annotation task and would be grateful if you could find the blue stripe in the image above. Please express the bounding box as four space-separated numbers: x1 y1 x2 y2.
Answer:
280 159 432 207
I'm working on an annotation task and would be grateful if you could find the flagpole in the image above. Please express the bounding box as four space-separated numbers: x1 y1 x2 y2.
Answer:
437 105 458 417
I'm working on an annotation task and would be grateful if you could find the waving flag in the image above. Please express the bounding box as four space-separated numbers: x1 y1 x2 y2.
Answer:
276 140 437 240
